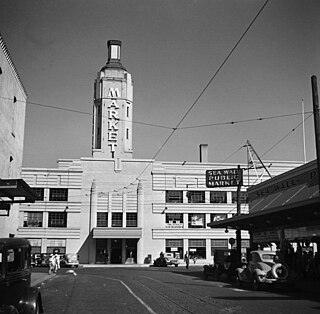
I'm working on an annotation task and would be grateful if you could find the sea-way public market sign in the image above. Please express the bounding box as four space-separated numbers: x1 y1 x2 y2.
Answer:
206 168 242 187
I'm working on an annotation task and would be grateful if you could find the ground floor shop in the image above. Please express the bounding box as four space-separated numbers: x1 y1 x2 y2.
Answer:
208 160 320 280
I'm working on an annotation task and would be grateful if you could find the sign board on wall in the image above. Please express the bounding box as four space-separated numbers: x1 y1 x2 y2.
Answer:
206 168 243 187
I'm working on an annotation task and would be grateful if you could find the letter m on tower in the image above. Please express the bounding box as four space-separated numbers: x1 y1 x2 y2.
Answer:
108 88 120 98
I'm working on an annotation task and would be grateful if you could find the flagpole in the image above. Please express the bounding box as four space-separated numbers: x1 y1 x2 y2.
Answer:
302 99 307 163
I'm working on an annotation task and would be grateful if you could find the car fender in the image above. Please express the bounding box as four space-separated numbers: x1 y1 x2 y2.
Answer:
253 269 266 281
236 267 245 274
18 287 43 314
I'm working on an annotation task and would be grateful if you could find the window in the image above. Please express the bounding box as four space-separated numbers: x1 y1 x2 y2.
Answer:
165 239 183 259
210 191 227 203
188 214 205 228
49 188 68 201
23 212 43 227
165 213 183 224
210 214 227 223
112 213 123 227
97 212 108 227
166 191 183 203
126 106 130 118
48 212 67 228
188 239 206 259
32 188 44 201
7 248 23 272
187 191 205 203
211 239 228 248
126 213 137 227
231 191 248 203
126 128 129 140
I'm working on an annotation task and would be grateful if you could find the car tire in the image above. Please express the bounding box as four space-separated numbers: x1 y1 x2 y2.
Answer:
175 264 178 267
252 274 260 291
271 263 288 280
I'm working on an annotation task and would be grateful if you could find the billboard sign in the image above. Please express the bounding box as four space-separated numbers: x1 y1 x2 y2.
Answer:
206 168 243 187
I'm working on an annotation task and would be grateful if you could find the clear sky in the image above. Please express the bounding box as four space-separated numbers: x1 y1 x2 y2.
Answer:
1 0 319 168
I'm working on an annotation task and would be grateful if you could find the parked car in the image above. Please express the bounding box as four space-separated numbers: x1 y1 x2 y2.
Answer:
153 256 167 267
203 249 246 281
235 250 290 290
0 237 44 314
60 253 79 268
163 253 179 267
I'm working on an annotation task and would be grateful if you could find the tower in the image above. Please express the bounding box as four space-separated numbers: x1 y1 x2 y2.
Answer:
92 40 133 159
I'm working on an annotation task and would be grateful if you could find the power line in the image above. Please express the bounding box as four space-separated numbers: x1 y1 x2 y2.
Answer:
2 95 307 131
0 96 173 130
130 0 270 184
261 113 313 158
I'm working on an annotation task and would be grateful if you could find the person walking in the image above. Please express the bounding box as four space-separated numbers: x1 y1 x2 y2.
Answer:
48 254 56 274
184 251 189 270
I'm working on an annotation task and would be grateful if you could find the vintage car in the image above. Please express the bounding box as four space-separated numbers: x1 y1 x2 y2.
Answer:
163 253 179 267
0 238 44 314
60 253 79 268
235 250 289 290
203 249 246 281
153 256 167 267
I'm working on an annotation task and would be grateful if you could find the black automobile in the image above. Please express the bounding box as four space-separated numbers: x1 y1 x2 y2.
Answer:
0 238 44 313
203 249 246 281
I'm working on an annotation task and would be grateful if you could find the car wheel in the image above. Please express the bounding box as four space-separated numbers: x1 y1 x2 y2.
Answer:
252 274 260 291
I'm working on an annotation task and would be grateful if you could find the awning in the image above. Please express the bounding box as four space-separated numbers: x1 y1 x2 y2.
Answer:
93 227 142 239
0 179 36 204
207 196 320 231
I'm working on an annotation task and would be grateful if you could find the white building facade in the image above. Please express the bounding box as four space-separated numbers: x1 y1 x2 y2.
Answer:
0 34 35 237
19 41 302 264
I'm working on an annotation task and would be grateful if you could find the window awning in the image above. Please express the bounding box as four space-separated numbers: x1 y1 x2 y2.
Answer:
0 179 36 204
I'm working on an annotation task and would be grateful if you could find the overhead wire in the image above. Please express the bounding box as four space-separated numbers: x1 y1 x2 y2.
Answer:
1 95 307 131
129 0 271 186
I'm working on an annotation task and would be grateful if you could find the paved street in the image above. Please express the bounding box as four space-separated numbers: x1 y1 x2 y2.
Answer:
33 266 320 314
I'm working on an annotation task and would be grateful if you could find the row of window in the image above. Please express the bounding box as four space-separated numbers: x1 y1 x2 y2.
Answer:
32 188 68 201
166 213 228 228
23 212 138 228
97 212 137 227
24 212 67 228
165 239 250 259
166 190 248 204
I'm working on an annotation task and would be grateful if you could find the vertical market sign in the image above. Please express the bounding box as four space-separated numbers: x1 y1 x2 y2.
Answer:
107 88 120 153
206 168 243 187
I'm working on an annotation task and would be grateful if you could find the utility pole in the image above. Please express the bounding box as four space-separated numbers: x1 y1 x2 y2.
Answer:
311 75 320 191
236 165 243 263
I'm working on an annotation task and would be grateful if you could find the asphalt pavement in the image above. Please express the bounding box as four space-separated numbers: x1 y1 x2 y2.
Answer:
31 264 320 299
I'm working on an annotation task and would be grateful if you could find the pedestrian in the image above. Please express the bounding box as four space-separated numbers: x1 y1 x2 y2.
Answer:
54 253 60 272
184 251 189 270
48 254 55 274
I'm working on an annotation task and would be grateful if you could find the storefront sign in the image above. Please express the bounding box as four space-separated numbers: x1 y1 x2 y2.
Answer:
250 169 318 201
107 88 120 153
191 214 204 226
206 168 242 187
166 223 183 229
284 225 320 240
252 230 280 243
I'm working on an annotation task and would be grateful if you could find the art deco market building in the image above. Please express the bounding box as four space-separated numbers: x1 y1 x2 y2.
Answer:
17 41 301 264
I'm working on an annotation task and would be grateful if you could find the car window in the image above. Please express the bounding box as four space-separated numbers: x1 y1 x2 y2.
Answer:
0 252 3 277
261 254 275 261
7 248 23 273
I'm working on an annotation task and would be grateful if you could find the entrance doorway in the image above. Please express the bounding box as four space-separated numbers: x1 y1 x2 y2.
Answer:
96 239 108 264
111 239 122 264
